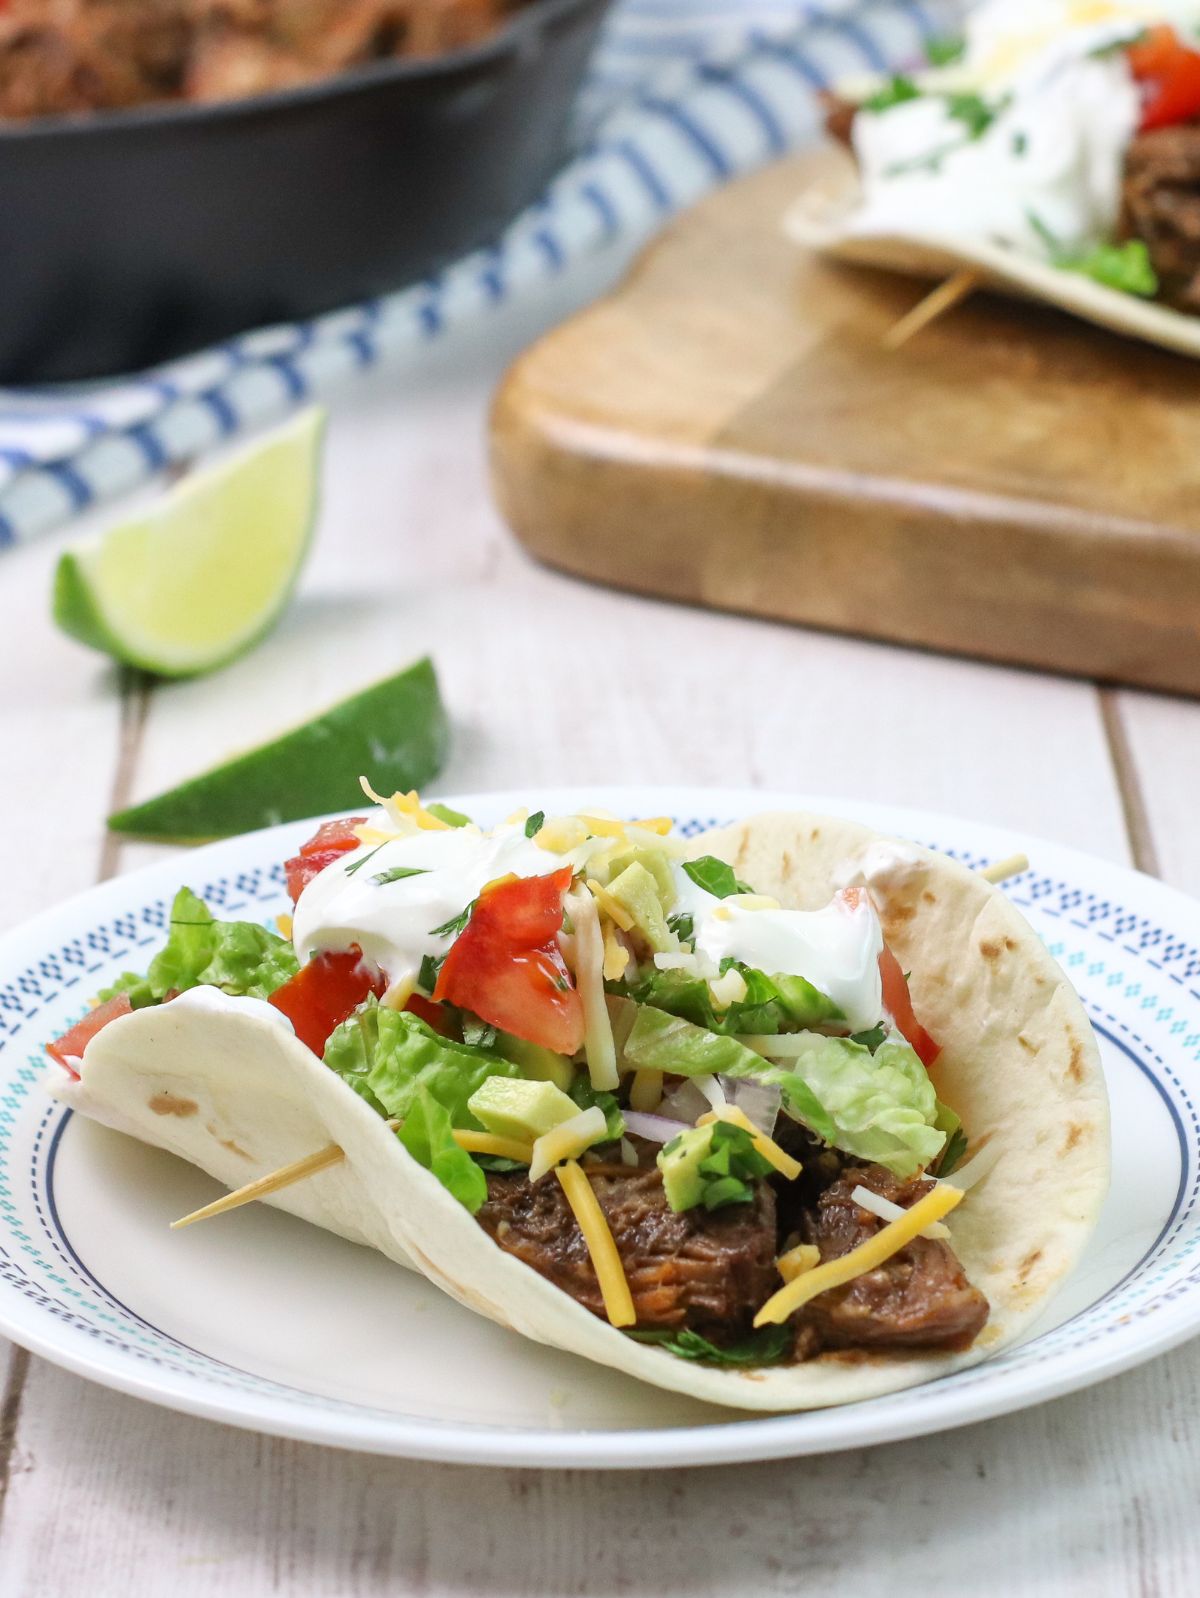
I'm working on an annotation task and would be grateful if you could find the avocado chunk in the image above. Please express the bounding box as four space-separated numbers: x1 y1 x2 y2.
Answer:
657 1124 716 1213
468 1078 580 1142
607 860 674 953
494 1030 575 1092
606 846 677 910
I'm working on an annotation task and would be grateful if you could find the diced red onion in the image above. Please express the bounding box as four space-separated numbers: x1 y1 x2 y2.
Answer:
623 1110 690 1143
720 1076 782 1135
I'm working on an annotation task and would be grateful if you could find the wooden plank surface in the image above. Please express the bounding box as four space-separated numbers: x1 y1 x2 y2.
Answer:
491 152 1200 696
1 256 1197 1596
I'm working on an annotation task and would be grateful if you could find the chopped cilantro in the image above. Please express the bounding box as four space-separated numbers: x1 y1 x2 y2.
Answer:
925 36 965 66
946 91 998 138
344 843 386 877
418 952 444 993
1027 210 1158 298
629 1325 792 1367
426 803 472 828
461 1016 498 1049
524 810 545 839
936 1125 970 1178
372 866 430 886
864 74 921 113
667 911 694 943
849 1024 888 1053
682 856 756 900
429 900 477 939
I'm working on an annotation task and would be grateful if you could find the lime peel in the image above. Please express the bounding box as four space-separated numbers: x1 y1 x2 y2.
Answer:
107 657 449 841
53 407 325 678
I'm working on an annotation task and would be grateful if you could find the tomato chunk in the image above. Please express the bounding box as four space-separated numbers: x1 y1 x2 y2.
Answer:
879 944 940 1067
434 868 584 1055
268 946 386 1055
403 993 454 1037
283 816 367 903
1128 25 1200 131
46 993 133 1077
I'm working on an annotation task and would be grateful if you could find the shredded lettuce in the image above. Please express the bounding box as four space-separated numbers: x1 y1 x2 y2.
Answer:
621 964 839 1038
323 1000 519 1124
396 1086 488 1213
622 1004 944 1179
99 886 298 1008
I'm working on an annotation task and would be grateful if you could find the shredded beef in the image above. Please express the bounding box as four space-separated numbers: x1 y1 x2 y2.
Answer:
478 1164 779 1340
0 0 526 117
794 1164 990 1353
1121 120 1200 311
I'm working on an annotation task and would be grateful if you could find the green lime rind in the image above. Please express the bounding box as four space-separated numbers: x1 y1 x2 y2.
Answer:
108 657 449 840
52 407 325 679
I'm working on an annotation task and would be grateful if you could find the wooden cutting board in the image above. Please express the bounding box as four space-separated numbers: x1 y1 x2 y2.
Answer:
489 149 1200 696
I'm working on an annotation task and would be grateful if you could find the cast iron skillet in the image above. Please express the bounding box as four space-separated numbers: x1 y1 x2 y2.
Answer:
0 0 611 383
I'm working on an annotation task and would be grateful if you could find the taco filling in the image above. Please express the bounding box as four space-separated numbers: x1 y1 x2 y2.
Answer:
822 1 1200 311
53 788 999 1372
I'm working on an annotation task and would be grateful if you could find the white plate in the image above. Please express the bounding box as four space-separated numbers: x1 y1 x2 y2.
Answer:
0 787 1196 1468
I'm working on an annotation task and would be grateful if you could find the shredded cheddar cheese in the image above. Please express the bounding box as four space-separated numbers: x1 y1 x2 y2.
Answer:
529 1107 609 1183
587 878 635 933
776 1242 820 1283
569 889 619 1090
602 925 630 982
555 1160 636 1327
629 1069 664 1113
380 970 417 1011
632 816 673 836
754 1183 965 1326
697 1105 803 1182
452 1130 534 1164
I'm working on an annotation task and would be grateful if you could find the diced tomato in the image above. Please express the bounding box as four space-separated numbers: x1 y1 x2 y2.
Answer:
268 946 386 1055
283 816 367 903
879 944 940 1067
46 993 133 1077
434 867 584 1055
403 992 454 1037
837 887 940 1065
1128 25 1200 131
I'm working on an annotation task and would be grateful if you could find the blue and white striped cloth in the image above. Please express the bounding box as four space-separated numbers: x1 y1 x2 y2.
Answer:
0 0 963 549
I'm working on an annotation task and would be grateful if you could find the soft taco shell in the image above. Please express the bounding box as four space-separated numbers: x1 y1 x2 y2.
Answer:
785 148 1200 360
56 813 1109 1411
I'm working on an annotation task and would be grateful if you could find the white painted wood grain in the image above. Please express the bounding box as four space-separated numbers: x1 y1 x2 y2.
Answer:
0 267 1192 1597
1113 689 1200 894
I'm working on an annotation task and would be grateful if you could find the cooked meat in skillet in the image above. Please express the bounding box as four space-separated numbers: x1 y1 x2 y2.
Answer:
0 0 529 118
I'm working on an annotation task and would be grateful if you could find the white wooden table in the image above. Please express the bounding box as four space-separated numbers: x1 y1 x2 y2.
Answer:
3 236 1199 1597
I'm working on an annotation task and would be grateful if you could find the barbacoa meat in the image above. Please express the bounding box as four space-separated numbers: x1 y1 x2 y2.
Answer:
479 1164 779 1340
0 0 526 118
795 1164 990 1353
478 1153 990 1360
1121 120 1200 312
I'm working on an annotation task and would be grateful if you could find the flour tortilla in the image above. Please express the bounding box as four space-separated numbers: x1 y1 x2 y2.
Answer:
786 150 1200 360
56 813 1109 1411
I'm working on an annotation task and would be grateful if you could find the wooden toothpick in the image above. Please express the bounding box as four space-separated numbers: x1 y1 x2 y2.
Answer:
882 268 980 351
979 853 1029 885
170 1141 348 1228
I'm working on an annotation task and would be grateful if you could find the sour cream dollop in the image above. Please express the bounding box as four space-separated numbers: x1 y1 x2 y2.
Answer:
291 822 573 985
693 893 884 1033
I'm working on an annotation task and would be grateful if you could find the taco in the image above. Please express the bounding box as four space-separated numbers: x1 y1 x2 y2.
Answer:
47 792 1108 1410
787 1 1200 357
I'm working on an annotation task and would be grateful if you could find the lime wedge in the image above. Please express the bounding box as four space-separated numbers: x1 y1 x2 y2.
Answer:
108 657 449 840
53 407 325 677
